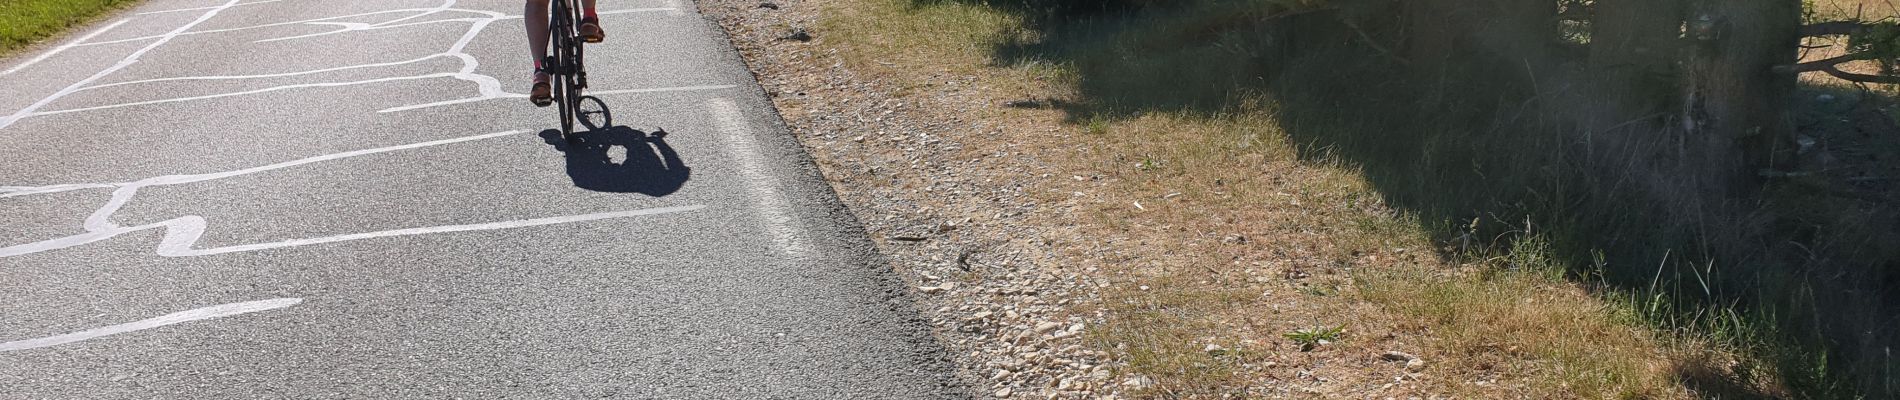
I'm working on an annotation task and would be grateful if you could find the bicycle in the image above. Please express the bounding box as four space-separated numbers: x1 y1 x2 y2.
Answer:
542 0 611 139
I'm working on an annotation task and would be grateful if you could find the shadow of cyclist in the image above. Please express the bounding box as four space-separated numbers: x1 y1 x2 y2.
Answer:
540 126 690 197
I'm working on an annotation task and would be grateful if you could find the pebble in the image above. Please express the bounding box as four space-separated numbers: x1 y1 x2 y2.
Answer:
1406 358 1427 371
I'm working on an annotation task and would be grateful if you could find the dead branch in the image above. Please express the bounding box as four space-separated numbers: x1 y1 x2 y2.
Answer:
1823 67 1900 84
1775 52 1880 74
1802 21 1869 37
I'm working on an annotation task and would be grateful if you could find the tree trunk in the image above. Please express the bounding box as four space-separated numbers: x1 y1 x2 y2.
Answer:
1686 0 1802 174
1591 0 1685 118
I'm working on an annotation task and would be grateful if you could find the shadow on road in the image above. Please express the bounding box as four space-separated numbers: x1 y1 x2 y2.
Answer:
541 126 690 196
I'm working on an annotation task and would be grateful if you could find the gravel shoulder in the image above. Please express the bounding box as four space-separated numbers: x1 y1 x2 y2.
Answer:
695 1 1120 398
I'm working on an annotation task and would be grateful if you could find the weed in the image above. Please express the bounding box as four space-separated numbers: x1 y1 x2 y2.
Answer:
1283 325 1344 352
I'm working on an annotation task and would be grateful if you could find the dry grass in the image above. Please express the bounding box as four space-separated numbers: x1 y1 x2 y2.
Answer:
814 1 1742 397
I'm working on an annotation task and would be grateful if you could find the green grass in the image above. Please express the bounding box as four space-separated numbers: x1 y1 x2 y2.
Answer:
1281 325 1343 351
0 0 139 55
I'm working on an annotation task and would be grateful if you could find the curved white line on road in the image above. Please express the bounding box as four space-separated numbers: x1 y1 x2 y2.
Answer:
1 130 709 258
175 205 706 257
5 3 699 126
77 54 454 92
78 8 452 47
0 19 132 76
378 84 740 113
0 298 303 352
137 0 290 16
0 0 243 131
31 73 458 118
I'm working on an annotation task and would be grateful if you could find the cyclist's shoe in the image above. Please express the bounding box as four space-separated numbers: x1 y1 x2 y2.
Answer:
579 18 605 43
530 72 553 107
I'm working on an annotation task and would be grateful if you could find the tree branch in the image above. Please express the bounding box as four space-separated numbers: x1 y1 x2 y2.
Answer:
1774 52 1880 74
1802 21 1869 37
1824 66 1900 84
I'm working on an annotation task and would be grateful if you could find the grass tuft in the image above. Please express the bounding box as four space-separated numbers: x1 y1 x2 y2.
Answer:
0 0 138 55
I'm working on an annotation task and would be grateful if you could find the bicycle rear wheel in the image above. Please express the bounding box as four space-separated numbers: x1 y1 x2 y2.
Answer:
550 0 577 137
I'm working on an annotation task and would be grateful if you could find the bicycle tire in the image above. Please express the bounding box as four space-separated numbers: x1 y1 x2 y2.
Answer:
551 0 576 137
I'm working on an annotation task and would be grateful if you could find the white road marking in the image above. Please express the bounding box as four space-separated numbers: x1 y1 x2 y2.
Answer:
708 98 812 258
0 19 132 77
0 0 242 131
0 298 302 352
378 84 738 113
5 3 699 124
136 0 289 15
35 74 458 118
667 0 688 16
79 8 450 47
0 130 706 258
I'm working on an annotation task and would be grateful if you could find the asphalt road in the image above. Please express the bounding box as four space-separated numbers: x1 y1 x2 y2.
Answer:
0 0 966 398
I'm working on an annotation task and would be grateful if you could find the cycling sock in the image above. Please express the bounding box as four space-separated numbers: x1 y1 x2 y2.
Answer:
583 8 598 21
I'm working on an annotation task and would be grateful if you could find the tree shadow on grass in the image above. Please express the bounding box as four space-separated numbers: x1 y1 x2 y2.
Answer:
917 0 1900 396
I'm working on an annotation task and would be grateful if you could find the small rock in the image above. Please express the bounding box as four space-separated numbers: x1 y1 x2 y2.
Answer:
1122 375 1155 389
919 286 946 294
994 387 1012 398
1405 358 1427 371
1035 322 1062 334
782 28 812 42
1380 351 1416 362
1204 343 1226 354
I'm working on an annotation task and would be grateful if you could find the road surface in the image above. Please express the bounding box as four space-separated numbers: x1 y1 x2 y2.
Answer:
0 0 966 398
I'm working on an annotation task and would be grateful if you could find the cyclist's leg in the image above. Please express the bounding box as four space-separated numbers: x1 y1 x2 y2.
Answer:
578 0 605 43
525 0 552 106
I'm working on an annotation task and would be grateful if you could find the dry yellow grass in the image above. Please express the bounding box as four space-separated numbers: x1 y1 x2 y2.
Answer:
814 0 1779 397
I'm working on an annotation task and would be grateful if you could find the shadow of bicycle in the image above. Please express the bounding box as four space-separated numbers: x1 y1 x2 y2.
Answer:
540 126 690 197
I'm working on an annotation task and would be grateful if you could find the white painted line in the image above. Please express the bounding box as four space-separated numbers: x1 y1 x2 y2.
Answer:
0 19 132 76
667 0 688 16
0 0 243 131
170 205 705 257
77 54 454 92
136 0 289 15
3 2 695 125
0 130 708 258
586 84 738 96
707 98 813 258
498 7 682 20
31 73 459 118
0 298 302 352
380 83 741 112
0 183 118 199
78 7 454 47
